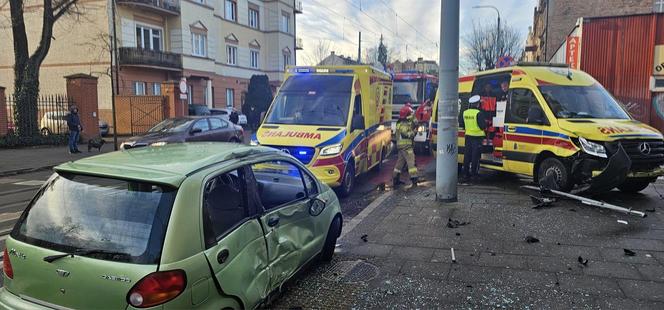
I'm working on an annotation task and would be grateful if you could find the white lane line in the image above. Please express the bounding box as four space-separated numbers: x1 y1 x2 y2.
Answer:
339 190 393 240
0 212 22 223
13 180 44 186
0 178 23 184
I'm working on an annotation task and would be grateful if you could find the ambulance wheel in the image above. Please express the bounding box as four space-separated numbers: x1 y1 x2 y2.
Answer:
537 158 572 192
617 179 652 193
339 164 355 197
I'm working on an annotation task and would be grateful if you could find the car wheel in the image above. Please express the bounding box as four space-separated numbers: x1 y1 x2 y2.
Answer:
338 163 355 198
617 179 652 193
537 157 572 192
320 216 341 262
40 128 51 136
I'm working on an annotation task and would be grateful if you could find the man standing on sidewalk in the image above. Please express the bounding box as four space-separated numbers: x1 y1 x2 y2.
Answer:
461 95 486 183
393 105 419 188
66 105 82 154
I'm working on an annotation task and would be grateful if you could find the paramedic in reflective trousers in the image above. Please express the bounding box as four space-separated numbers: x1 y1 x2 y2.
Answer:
393 105 419 188
462 95 486 183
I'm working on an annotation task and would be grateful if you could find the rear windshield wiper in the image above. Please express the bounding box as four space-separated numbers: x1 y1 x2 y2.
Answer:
44 249 131 263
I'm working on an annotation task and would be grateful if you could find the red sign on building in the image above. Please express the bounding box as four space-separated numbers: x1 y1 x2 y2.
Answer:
566 36 580 69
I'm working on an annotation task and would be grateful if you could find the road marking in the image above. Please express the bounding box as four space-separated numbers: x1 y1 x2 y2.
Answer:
0 178 23 184
13 180 44 186
339 190 393 241
0 212 22 223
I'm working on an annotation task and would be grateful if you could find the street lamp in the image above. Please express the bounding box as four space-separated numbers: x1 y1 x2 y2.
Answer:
472 5 501 65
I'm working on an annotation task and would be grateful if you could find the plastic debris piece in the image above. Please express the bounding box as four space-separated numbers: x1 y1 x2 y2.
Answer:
451 248 456 263
360 234 368 242
617 220 628 225
578 256 588 266
525 236 540 243
624 249 636 256
447 218 470 229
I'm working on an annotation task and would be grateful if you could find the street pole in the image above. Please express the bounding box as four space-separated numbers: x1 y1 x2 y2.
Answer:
435 0 459 202
358 32 362 63
496 14 501 60
110 0 119 151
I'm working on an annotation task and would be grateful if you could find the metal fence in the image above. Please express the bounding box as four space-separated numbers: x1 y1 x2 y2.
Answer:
5 95 73 136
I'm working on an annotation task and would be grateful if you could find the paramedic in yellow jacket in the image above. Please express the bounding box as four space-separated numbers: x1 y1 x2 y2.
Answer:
393 105 419 187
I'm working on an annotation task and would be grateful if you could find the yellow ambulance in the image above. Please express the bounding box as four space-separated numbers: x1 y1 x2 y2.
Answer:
431 63 664 193
251 66 393 196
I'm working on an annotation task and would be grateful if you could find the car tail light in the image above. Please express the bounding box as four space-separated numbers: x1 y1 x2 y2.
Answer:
127 270 186 308
3 248 13 279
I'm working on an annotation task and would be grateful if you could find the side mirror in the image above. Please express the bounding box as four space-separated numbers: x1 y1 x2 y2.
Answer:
190 128 203 135
351 115 365 131
309 198 326 216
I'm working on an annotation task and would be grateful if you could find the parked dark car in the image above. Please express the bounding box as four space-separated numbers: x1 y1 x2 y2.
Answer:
120 116 243 150
188 104 211 116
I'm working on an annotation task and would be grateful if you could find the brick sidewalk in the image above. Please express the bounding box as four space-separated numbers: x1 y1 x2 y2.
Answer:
272 175 664 309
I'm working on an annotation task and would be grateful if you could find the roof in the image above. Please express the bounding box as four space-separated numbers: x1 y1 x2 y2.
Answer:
463 65 597 86
54 143 277 186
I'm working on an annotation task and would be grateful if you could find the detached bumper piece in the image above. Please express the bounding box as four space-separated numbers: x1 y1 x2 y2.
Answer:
587 144 631 193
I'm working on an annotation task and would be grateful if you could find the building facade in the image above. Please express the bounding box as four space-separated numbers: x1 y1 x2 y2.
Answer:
318 51 361 66
525 0 659 62
0 0 301 126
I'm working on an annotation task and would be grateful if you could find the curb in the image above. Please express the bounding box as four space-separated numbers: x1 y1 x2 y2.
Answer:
0 165 55 178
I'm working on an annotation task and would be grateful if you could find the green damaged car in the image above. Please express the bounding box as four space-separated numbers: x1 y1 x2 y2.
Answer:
1 143 342 309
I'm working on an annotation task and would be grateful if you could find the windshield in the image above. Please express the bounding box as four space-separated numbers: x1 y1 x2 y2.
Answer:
148 118 193 133
539 84 630 119
12 173 176 264
393 81 421 103
265 75 353 127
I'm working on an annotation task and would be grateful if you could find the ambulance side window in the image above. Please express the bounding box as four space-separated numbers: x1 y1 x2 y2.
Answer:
507 88 542 124
458 93 471 128
354 95 362 116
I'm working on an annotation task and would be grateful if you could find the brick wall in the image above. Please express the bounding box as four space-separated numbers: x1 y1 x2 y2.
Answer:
118 67 176 96
544 0 654 60
65 74 100 140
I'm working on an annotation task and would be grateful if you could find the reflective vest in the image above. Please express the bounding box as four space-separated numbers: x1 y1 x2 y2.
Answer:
396 118 415 149
463 109 485 137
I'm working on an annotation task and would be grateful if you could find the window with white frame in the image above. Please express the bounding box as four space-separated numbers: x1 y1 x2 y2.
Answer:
281 12 290 33
191 32 207 57
225 0 237 21
188 85 193 105
134 82 146 95
250 50 259 68
655 0 664 13
227 45 237 65
226 88 235 108
248 6 259 29
283 53 291 71
152 83 161 95
136 25 162 51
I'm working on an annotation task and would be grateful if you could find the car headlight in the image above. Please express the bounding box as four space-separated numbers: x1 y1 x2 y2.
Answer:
120 141 133 150
578 137 607 158
320 143 343 156
150 141 168 147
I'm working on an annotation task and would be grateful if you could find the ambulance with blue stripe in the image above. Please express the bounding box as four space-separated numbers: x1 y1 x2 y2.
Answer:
252 66 393 196
430 63 664 193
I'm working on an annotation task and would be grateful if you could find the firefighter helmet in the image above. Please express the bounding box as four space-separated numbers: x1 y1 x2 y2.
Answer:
399 105 414 119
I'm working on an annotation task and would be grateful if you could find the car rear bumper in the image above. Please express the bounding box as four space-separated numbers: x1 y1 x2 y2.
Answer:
0 288 61 310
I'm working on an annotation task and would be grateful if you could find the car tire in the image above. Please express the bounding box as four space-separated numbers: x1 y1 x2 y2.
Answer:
617 179 652 193
320 216 341 262
537 157 573 192
338 163 355 198
40 128 51 136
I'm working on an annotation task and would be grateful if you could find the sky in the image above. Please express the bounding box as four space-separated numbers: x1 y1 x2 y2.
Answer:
296 0 538 68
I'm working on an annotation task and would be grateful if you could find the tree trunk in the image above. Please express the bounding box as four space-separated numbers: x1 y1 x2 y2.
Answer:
13 62 40 136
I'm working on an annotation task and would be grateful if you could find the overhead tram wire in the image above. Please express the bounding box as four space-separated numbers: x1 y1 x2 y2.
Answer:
376 0 439 46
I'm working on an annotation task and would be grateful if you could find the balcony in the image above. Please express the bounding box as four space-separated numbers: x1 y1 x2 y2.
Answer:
118 47 182 71
295 37 303 50
294 1 303 13
116 0 180 16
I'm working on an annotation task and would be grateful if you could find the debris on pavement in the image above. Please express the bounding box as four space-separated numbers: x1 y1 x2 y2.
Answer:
447 218 469 228
645 208 656 213
624 249 636 256
617 220 629 225
578 256 589 266
360 234 368 242
525 236 540 243
455 232 461 236
530 195 557 209
646 254 653 258
451 248 456 263
522 185 647 218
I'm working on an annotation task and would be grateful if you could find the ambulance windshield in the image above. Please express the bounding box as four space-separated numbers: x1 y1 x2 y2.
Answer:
539 84 630 120
265 75 353 127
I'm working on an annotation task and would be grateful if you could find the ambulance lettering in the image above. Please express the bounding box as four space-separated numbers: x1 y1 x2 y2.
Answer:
261 130 322 140
598 126 636 135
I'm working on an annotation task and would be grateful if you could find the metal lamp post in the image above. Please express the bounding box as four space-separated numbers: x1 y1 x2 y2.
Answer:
473 5 501 65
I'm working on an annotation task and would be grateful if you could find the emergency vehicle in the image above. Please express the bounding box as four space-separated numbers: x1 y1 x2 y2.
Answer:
392 72 438 153
430 63 664 193
252 66 393 197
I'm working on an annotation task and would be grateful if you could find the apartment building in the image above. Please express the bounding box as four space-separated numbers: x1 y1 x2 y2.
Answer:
0 0 301 123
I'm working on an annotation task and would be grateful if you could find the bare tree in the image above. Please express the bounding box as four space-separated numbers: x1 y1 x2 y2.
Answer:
463 21 523 73
9 0 81 136
304 39 333 66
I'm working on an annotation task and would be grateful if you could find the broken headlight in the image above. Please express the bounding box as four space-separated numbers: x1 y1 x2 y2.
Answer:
579 137 607 158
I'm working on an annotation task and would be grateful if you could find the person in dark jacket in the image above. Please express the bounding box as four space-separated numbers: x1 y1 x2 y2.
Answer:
229 110 239 125
66 105 82 154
